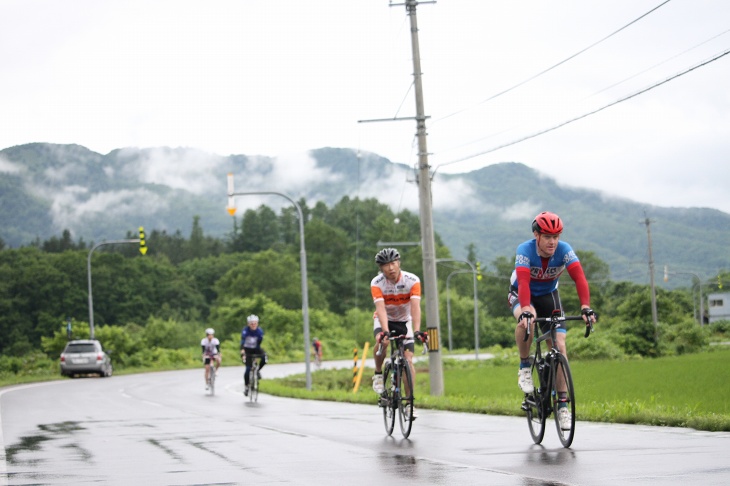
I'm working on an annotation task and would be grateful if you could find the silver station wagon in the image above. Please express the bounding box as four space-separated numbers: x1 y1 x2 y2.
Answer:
60 340 113 378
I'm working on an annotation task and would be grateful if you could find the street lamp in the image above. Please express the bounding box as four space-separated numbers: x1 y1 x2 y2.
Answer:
446 270 472 352
227 174 312 390
436 259 479 358
87 238 141 339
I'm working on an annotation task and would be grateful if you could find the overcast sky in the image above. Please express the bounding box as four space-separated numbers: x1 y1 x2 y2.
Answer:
2 0 729 214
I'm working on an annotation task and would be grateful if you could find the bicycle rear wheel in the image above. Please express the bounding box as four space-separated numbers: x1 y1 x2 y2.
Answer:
398 361 414 438
552 353 576 448
523 362 546 444
381 363 395 436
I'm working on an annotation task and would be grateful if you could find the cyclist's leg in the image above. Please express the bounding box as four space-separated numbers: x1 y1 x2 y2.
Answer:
392 320 415 395
372 318 386 373
403 348 415 397
553 331 569 393
513 303 536 360
204 357 211 383
257 349 267 371
243 352 253 386
512 293 537 392
372 319 387 393
538 290 571 403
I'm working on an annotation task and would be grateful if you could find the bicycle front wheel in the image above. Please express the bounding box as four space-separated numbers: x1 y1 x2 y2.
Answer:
209 367 216 396
381 363 395 436
552 353 576 448
398 361 414 438
249 364 259 403
523 363 546 444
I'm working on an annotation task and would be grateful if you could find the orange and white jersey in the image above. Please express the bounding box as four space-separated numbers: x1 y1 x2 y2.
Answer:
370 270 421 322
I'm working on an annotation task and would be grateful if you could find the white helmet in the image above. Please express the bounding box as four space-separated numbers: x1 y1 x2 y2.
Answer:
205 328 215 335
247 314 259 323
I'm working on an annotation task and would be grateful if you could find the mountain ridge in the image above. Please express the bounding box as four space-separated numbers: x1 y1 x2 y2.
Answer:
1 143 727 284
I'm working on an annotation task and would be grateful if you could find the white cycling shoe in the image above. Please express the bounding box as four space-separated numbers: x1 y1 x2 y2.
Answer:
372 374 385 394
518 368 534 394
558 407 572 430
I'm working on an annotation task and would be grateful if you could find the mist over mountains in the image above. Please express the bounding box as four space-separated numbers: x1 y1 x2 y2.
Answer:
1 143 728 285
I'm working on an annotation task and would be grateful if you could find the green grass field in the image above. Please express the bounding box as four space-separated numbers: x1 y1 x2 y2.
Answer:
265 347 730 432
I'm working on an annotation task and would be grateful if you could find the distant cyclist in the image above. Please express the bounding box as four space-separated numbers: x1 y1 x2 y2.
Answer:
508 211 596 429
201 328 221 390
312 337 323 366
240 314 267 396
370 248 428 419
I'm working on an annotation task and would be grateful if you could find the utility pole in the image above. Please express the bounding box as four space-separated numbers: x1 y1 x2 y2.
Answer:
404 0 443 395
642 213 659 341
362 0 442 394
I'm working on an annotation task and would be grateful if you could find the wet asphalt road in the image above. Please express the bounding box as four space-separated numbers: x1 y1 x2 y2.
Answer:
1 361 729 486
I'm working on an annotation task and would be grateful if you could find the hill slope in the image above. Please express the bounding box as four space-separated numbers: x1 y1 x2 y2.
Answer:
1 143 727 284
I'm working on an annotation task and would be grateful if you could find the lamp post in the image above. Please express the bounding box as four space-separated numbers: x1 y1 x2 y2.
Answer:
87 239 140 339
227 174 312 390
436 259 479 358
446 270 473 352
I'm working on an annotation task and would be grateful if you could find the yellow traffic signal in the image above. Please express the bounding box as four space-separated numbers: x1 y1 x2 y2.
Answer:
139 226 147 255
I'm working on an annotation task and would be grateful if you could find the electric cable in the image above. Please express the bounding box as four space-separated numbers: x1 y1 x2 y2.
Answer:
437 46 730 169
431 0 673 125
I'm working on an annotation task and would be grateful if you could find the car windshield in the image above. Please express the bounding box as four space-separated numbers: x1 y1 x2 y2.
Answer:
66 344 97 353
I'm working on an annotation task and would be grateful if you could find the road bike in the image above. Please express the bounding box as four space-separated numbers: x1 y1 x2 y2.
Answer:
242 352 261 403
204 354 219 396
311 350 322 369
521 311 594 448
376 331 427 438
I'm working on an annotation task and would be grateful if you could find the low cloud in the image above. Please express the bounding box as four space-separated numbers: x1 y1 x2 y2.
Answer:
0 155 23 174
50 187 168 231
501 201 540 221
117 147 226 195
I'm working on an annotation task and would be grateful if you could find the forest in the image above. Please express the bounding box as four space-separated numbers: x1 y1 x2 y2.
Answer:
1 196 728 378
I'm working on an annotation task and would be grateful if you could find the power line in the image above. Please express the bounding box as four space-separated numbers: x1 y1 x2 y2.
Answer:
584 27 730 100
431 0 673 125
438 46 730 169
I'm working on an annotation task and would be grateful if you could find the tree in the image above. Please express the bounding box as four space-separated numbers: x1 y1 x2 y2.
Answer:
214 250 327 311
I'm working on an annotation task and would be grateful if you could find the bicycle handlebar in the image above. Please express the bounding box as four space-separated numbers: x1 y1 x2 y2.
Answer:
375 331 429 356
523 314 596 341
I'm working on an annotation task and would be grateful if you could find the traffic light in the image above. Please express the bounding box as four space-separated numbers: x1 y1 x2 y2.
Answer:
139 226 147 255
476 261 482 281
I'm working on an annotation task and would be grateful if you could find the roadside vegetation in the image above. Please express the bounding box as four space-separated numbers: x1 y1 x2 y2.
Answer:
1 200 729 431
264 346 730 432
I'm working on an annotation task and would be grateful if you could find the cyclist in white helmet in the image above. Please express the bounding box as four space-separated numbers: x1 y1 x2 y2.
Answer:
201 327 221 390
240 314 267 396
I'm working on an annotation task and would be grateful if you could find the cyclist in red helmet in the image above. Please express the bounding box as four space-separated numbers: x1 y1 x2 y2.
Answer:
508 212 597 430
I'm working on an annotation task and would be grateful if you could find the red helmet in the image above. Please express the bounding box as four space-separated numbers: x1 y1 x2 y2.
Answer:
532 211 563 235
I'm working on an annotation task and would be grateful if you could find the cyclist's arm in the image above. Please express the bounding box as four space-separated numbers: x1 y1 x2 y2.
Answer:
566 261 590 307
410 297 422 333
374 300 389 335
515 266 532 309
